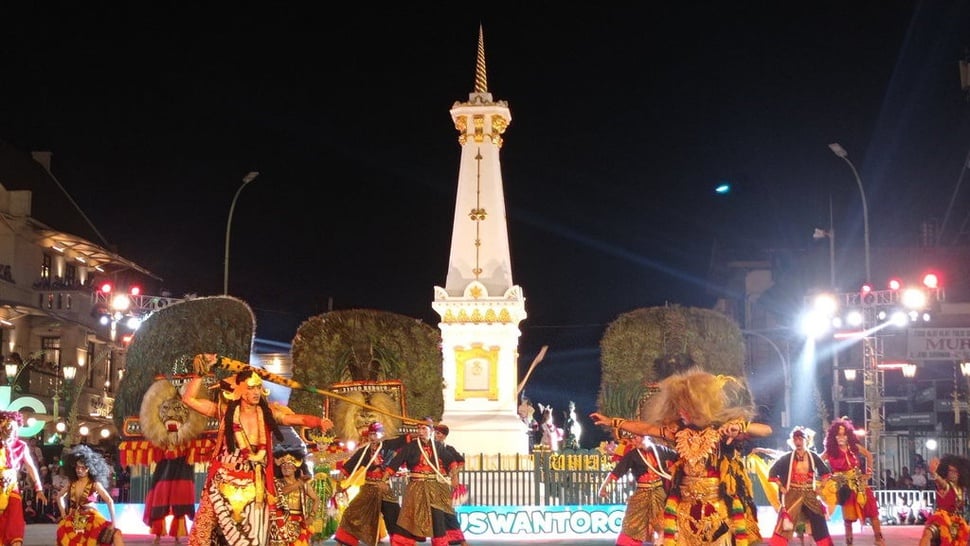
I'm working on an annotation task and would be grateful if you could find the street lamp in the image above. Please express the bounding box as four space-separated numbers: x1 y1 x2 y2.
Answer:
828 143 871 283
223 171 260 295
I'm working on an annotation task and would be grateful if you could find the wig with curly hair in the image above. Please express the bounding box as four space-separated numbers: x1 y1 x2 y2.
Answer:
62 444 113 489
139 379 207 450
641 367 756 428
823 417 861 460
936 454 970 491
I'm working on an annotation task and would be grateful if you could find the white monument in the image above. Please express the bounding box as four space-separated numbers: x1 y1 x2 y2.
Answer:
432 27 528 456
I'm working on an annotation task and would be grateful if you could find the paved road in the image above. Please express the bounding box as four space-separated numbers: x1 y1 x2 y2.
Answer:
21 522 925 545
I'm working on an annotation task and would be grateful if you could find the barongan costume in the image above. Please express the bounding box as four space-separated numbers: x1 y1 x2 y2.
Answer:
590 368 773 546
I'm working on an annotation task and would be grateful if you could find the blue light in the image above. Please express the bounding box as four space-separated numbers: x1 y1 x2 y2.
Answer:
714 183 732 194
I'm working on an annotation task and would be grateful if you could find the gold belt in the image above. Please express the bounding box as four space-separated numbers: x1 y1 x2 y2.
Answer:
681 477 720 503
636 479 663 489
409 472 437 481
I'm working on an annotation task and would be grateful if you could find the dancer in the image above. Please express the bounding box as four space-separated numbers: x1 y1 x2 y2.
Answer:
0 410 47 546
381 419 460 546
56 444 124 545
598 434 675 546
433 424 468 546
918 454 970 546
182 354 334 546
269 447 320 546
766 427 833 546
820 417 885 546
333 422 411 546
591 367 772 546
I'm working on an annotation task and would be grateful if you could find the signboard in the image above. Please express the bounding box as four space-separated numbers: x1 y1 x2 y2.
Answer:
885 412 935 426
907 328 970 361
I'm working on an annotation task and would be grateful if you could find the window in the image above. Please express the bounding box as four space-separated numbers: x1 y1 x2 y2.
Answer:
41 337 61 370
41 254 51 280
87 343 96 388
106 351 115 394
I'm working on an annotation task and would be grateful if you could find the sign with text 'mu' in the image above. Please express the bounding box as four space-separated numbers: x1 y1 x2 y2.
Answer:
907 328 970 361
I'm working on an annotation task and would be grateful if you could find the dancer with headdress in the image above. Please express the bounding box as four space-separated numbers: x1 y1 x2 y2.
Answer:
918 454 970 546
591 367 772 546
182 354 334 546
269 446 320 546
333 422 412 546
598 434 676 546
380 419 460 546
766 426 832 546
0 410 46 546
820 417 885 546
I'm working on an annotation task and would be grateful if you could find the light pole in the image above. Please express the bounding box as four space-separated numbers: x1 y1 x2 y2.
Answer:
742 329 791 428
223 171 260 295
814 195 842 417
828 143 871 283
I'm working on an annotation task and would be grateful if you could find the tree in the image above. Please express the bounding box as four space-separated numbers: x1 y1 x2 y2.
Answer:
596 305 746 419
289 309 443 425
114 296 255 434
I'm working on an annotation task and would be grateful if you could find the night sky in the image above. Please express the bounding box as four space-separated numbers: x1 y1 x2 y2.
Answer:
2 4 969 446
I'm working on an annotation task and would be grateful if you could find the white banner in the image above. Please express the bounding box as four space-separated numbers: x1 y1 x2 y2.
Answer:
907 328 970 361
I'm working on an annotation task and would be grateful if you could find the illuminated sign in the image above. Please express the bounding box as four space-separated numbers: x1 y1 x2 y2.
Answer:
0 385 47 436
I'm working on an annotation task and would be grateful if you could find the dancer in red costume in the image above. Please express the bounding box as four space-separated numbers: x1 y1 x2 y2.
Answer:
56 444 124 546
820 417 885 546
0 411 46 546
182 354 333 546
918 454 970 546
380 419 460 546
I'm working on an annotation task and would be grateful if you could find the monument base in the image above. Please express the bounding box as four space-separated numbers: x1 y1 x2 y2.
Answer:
440 409 529 455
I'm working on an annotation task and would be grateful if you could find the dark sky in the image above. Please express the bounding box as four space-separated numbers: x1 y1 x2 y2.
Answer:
2 4 969 445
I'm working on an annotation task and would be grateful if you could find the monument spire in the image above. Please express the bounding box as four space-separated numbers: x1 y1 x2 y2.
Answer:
432 27 528 455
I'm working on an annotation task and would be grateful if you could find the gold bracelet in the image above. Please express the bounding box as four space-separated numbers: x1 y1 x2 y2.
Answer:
611 418 626 429
739 420 750 433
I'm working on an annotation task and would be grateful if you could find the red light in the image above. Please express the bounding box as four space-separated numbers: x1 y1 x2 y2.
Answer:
129 286 141 296
923 273 939 289
861 284 872 294
99 283 113 294
122 334 134 345
888 279 901 291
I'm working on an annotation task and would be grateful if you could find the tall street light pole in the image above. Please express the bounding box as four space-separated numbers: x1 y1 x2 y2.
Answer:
742 329 791 428
814 196 841 417
828 143 871 283
224 171 260 295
